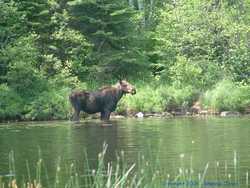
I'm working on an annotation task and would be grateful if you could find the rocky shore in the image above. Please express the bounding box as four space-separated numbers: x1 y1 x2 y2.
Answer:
108 109 250 119
107 101 250 119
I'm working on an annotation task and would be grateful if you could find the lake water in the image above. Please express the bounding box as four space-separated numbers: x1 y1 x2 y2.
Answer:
0 117 249 187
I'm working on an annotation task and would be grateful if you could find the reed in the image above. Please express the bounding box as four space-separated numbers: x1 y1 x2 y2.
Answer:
0 145 246 188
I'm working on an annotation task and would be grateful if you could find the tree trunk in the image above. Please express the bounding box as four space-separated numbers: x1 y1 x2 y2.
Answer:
128 0 134 8
148 0 154 25
137 0 145 26
137 0 144 10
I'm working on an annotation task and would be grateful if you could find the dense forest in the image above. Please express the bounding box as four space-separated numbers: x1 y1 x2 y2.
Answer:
0 0 250 121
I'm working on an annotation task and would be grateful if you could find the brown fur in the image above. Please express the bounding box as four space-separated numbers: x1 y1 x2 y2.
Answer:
69 80 136 121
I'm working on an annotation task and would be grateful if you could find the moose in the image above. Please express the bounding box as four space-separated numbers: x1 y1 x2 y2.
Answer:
69 80 136 121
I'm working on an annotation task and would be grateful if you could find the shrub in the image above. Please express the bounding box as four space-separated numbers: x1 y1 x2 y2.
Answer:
7 63 48 99
0 84 24 120
169 56 203 88
25 89 71 120
202 80 250 112
117 85 166 114
3 35 48 99
161 85 198 112
117 82 197 114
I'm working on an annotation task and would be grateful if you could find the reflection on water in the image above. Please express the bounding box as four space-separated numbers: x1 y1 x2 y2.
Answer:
0 117 249 185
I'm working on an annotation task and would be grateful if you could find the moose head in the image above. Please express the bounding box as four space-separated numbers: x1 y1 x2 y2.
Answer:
115 80 136 95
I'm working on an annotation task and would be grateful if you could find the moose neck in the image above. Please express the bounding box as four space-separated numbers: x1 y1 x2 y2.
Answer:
116 88 124 102
113 83 124 101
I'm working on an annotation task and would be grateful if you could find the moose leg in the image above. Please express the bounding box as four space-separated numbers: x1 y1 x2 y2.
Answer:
101 110 111 120
72 109 80 122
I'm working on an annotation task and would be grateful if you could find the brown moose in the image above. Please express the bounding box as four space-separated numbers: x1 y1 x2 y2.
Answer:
69 80 136 121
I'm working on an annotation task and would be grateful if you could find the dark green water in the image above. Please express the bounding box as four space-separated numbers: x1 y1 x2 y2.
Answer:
0 117 250 186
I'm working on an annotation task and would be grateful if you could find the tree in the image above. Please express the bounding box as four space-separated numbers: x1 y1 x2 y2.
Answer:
67 0 147 80
0 1 27 83
153 0 250 85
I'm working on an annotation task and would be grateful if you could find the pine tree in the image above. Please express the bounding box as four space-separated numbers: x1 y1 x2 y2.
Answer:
15 0 51 33
0 0 27 83
67 0 146 79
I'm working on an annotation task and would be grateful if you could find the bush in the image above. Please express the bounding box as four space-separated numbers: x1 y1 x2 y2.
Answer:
162 86 198 112
117 82 197 114
154 1 250 85
3 35 48 99
117 85 166 114
25 89 71 121
169 56 203 88
0 84 24 120
202 80 250 112
7 63 48 99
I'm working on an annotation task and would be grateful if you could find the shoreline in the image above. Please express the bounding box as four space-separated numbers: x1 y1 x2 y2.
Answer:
1 111 250 124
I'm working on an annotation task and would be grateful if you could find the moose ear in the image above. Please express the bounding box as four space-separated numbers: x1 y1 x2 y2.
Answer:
115 75 122 84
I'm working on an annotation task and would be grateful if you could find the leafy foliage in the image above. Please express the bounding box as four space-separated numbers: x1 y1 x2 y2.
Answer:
202 79 250 112
154 0 250 84
0 1 27 82
0 0 250 121
25 89 70 120
4 35 48 98
117 82 197 114
0 84 24 120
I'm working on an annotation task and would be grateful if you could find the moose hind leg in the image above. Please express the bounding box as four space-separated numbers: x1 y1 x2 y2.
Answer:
72 109 80 122
101 110 111 121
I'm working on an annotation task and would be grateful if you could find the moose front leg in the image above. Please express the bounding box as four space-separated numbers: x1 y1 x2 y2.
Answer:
101 110 111 121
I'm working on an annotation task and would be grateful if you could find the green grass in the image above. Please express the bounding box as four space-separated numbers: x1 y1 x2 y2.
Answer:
1 143 248 188
202 79 250 112
117 85 166 114
117 79 250 115
117 82 197 114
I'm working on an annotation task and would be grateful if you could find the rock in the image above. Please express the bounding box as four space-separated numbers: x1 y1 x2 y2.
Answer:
110 115 125 119
199 110 208 115
171 111 186 116
135 112 144 118
161 112 173 117
244 106 250 114
143 113 155 117
90 114 100 119
191 101 202 114
144 112 163 117
143 112 172 117
198 109 219 116
220 111 240 117
207 109 220 115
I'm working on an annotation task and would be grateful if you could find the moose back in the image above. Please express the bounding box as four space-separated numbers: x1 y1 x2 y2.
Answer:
69 80 136 121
